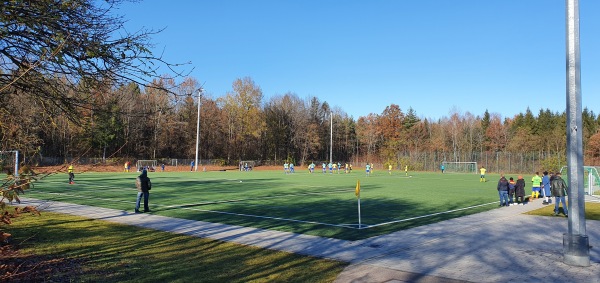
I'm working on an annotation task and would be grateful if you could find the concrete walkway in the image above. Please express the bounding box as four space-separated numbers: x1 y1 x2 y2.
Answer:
21 197 600 283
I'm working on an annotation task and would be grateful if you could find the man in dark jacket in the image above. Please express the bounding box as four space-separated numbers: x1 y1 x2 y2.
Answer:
497 174 510 207
135 169 152 213
514 176 526 205
551 172 568 217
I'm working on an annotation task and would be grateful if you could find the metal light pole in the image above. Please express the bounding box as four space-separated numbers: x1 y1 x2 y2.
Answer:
330 111 333 164
564 0 589 267
194 88 203 172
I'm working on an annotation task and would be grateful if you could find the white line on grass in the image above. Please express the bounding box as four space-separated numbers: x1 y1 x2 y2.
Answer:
40 181 136 192
40 180 355 205
363 201 498 229
28 190 357 229
29 187 501 230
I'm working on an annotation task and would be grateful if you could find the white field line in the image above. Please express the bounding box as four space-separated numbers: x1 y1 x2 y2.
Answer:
30 183 500 230
28 190 357 229
364 201 498 229
36 180 352 204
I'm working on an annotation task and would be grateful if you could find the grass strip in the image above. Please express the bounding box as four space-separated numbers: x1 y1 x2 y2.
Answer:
3 210 347 282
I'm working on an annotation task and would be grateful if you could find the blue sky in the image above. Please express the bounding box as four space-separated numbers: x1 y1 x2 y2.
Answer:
116 1 600 121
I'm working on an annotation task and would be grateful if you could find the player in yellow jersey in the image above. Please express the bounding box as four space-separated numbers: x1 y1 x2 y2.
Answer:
480 166 486 182
531 172 542 200
68 164 75 184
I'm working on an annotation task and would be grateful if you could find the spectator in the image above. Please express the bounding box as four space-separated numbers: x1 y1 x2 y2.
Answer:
134 169 152 213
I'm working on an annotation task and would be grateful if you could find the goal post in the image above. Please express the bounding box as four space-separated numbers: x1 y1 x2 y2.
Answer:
560 166 599 195
0 150 19 176
441 161 478 174
136 160 157 171
239 161 255 171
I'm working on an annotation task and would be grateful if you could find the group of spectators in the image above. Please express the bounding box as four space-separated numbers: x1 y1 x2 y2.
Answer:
496 171 568 217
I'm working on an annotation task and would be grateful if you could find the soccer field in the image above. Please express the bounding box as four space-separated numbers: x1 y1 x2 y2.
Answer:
28 169 504 240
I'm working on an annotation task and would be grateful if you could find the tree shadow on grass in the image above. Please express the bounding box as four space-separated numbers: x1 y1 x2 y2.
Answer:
7 213 346 283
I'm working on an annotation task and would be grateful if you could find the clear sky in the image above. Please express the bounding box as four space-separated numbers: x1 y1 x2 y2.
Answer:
115 0 600 121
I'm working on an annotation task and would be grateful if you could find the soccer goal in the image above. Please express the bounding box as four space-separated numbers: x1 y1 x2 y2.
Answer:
136 160 157 172
560 166 600 195
441 161 478 174
239 161 255 171
0 150 19 176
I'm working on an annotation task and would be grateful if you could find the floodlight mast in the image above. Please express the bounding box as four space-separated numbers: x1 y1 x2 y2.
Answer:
330 111 333 164
564 0 589 267
194 88 203 172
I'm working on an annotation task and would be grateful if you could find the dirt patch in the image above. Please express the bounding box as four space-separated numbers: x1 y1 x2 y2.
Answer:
0 244 83 282
32 164 283 173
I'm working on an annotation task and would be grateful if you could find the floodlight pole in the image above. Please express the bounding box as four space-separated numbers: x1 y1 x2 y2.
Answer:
194 88 203 172
14 150 19 177
330 111 333 164
564 0 589 267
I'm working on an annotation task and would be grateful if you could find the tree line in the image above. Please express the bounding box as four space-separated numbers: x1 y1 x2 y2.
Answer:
3 74 600 171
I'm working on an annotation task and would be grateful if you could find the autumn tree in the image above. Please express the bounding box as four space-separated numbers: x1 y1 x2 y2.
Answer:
220 77 265 162
356 114 380 162
2 0 186 116
377 104 404 164
586 132 600 165
485 113 508 152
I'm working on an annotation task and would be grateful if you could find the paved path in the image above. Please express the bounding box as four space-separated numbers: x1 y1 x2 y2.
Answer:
21 197 600 283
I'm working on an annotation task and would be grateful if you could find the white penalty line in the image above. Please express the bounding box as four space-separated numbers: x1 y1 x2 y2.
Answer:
362 201 498 229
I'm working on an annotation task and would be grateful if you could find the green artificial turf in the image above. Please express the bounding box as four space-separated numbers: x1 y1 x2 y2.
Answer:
28 170 508 240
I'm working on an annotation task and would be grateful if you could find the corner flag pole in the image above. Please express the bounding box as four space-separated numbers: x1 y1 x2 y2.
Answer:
356 179 362 229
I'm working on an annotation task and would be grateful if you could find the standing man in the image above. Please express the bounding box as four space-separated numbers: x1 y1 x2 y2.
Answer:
124 161 129 172
541 171 551 204
366 163 371 177
480 166 486 182
508 177 516 206
283 162 289 174
551 172 568 217
388 164 393 175
190 160 194 172
531 172 542 201
135 169 152 213
497 174 510 207
68 164 75 184
441 164 445 174
515 175 526 205
404 165 408 176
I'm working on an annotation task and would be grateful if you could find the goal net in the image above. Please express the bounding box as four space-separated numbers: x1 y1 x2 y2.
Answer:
136 160 157 172
239 161 255 171
0 150 19 176
441 161 477 174
560 166 600 196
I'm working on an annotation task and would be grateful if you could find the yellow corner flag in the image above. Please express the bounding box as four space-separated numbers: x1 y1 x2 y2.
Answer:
355 179 360 198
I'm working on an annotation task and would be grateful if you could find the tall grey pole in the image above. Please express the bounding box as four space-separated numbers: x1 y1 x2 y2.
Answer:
194 88 203 172
330 111 333 164
564 0 589 267
14 150 19 177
